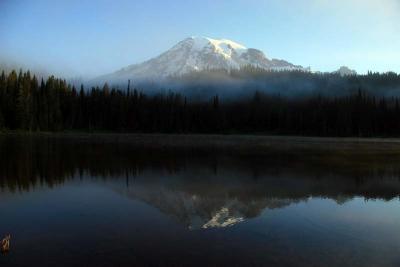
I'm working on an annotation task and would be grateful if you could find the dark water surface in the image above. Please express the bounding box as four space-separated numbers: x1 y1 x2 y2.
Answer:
1 134 400 267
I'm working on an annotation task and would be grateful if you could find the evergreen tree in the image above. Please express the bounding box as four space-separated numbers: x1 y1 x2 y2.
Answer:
1 68 400 136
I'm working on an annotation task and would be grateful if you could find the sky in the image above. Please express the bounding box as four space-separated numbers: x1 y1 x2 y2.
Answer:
0 0 399 78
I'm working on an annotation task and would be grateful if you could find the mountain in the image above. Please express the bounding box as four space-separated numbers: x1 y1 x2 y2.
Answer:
96 37 309 84
334 66 357 76
111 180 295 230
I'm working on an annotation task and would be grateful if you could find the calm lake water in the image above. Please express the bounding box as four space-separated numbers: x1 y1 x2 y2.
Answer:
1 135 400 267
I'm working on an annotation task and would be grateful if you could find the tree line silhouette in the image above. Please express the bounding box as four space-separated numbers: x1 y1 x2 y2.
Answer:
1 69 400 136
2 134 400 197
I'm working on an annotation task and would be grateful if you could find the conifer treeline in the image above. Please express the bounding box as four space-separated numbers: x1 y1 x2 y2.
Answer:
1 69 400 136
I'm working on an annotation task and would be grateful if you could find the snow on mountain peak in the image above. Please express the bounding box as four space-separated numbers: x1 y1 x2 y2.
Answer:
185 36 246 49
189 36 247 57
174 36 247 60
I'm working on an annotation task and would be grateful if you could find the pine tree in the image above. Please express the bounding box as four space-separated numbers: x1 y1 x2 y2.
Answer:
0 109 4 130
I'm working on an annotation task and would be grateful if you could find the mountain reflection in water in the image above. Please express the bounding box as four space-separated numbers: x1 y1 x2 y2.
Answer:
1 135 400 267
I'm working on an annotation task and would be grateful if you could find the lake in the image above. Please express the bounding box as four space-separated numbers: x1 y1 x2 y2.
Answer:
1 134 400 267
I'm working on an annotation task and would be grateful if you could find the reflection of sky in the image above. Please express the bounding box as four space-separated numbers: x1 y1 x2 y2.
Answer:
247 197 400 266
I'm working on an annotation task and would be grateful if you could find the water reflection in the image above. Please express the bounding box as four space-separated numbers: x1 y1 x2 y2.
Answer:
1 135 400 266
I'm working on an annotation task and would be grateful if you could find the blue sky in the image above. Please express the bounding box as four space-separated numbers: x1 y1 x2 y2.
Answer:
0 0 399 77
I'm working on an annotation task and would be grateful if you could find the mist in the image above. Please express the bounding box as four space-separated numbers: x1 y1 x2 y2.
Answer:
90 67 400 101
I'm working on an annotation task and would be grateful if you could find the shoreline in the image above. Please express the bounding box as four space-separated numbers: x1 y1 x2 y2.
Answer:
2 132 400 157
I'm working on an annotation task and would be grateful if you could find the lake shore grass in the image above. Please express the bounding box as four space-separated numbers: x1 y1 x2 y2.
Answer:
2 132 400 157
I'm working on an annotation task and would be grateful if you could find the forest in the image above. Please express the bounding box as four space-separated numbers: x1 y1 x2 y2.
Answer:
1 69 400 136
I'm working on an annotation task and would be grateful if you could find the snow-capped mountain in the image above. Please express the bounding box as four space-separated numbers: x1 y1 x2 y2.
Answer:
97 37 308 83
111 183 293 230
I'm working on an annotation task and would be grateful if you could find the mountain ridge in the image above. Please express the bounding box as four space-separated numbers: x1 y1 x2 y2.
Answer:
96 36 309 84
